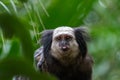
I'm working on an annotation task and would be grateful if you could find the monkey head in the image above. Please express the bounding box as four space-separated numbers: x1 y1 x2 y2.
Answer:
51 27 80 60
41 26 88 63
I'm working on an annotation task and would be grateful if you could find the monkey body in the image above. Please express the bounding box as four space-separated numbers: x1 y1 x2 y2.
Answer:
40 54 93 80
34 26 93 80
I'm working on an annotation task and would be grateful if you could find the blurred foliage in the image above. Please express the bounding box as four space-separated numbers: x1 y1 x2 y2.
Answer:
0 0 120 80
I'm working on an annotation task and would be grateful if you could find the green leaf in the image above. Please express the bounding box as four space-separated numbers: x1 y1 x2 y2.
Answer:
0 56 56 80
0 13 34 62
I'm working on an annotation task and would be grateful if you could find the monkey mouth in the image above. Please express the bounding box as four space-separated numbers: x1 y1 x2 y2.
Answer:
61 46 69 52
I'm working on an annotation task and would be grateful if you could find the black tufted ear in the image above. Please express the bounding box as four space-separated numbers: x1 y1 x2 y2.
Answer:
74 27 89 58
40 30 53 59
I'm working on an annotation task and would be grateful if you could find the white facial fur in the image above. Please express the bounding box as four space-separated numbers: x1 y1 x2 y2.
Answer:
51 26 80 61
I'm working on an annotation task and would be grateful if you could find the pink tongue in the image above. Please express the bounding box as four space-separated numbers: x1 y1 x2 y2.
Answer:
62 46 67 49
61 46 69 51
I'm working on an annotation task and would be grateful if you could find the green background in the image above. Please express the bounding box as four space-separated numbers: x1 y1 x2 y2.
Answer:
0 0 120 80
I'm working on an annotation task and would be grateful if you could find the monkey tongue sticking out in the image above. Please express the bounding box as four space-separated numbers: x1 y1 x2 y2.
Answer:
61 46 69 52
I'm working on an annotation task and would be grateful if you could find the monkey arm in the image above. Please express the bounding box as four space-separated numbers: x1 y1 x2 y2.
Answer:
34 46 44 70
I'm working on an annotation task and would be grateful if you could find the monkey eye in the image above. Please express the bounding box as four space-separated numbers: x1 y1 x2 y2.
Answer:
65 36 72 41
55 36 62 41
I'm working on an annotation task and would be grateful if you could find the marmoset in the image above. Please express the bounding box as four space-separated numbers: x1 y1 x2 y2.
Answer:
34 26 93 80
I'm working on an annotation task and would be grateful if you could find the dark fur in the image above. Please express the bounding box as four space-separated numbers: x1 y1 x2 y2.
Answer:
39 28 93 80
40 30 53 59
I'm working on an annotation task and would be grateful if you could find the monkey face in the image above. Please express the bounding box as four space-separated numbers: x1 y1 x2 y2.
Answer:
51 27 79 60
55 34 73 52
